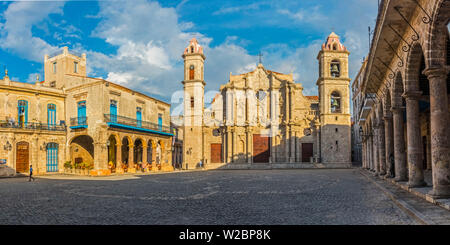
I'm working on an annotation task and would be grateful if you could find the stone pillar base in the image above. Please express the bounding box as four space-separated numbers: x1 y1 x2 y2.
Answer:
407 180 427 188
90 169 111 176
128 168 136 173
116 168 125 174
428 187 450 199
161 165 174 172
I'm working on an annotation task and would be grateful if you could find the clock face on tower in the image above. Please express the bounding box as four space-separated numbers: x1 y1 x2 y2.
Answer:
190 65 194 70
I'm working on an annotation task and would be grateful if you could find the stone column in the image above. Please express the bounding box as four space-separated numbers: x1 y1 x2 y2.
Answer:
392 107 407 181
384 114 394 177
368 136 373 170
94 142 108 170
404 91 426 187
289 127 295 163
116 143 122 169
227 129 232 163
424 68 450 197
372 125 379 174
143 144 148 165
128 144 134 169
378 119 386 176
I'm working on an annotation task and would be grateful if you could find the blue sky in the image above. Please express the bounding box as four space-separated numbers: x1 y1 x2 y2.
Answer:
0 0 378 105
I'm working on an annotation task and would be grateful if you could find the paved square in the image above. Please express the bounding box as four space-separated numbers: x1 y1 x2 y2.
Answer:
0 169 418 224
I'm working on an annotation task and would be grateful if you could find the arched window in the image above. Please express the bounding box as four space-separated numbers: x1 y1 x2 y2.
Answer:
190 46 194 53
330 91 341 113
330 60 340 77
189 65 195 80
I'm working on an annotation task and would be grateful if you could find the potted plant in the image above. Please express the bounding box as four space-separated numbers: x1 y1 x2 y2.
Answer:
74 162 81 174
64 161 72 173
86 162 94 175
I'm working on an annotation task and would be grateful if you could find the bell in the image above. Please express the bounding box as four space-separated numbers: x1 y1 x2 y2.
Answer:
331 64 339 73
332 99 339 107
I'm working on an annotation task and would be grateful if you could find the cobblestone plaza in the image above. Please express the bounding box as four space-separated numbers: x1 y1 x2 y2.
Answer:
0 169 425 225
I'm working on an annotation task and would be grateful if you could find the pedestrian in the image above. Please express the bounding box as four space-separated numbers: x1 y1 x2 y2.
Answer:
29 164 35 182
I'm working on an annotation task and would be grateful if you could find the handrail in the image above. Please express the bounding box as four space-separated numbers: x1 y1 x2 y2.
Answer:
104 114 171 133
0 121 66 131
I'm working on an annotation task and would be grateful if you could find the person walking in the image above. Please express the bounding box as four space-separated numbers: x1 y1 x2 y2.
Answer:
29 164 35 182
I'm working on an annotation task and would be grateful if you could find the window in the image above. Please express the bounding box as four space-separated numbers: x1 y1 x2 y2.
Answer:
18 100 28 126
53 62 57 74
47 104 56 126
189 65 195 80
74 62 78 73
136 107 142 127
190 96 194 108
158 113 162 131
110 100 117 123
330 91 341 113
77 101 87 125
330 60 340 77
50 81 56 87
190 46 194 53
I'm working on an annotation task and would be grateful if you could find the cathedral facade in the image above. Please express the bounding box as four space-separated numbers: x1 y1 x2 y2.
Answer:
182 33 352 169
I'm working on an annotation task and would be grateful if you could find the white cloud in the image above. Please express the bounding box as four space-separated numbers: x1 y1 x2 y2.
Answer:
0 1 65 62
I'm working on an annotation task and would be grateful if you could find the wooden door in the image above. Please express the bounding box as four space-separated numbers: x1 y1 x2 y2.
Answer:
302 143 313 162
16 142 29 173
211 143 222 163
253 134 270 163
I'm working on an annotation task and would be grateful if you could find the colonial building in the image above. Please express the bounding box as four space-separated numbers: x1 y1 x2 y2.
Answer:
355 0 450 198
0 47 173 176
181 34 352 169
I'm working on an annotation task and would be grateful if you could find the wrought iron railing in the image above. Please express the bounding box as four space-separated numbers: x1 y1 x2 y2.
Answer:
0 121 66 131
70 117 87 127
104 114 171 133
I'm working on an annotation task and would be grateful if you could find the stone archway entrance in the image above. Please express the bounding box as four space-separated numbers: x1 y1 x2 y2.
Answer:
16 141 29 173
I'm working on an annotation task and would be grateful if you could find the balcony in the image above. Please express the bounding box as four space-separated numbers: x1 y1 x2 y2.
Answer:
104 114 173 136
70 117 88 129
0 121 66 132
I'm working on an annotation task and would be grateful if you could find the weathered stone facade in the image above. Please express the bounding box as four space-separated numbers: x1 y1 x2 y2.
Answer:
182 34 352 169
355 0 450 198
0 47 173 176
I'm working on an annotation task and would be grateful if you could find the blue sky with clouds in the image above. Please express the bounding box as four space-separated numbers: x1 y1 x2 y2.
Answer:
0 0 378 104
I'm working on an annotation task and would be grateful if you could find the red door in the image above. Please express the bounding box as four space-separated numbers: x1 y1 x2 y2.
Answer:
253 134 270 163
211 143 222 163
302 143 313 162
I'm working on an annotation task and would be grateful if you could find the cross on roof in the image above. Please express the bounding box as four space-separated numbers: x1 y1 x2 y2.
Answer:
258 52 263 64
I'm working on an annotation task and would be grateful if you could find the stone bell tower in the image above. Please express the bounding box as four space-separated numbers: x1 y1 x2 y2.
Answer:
182 38 205 169
316 32 351 165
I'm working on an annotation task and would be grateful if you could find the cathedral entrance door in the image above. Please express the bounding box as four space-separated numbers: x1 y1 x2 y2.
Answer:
211 143 222 163
253 134 270 163
16 142 29 173
302 143 313 162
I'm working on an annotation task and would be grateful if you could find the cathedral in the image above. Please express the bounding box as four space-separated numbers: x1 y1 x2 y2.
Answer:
182 32 352 169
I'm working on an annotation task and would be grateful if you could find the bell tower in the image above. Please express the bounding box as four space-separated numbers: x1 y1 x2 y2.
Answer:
316 32 351 164
182 38 205 169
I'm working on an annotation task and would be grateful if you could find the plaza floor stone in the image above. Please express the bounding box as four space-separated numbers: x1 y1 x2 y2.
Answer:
0 169 421 225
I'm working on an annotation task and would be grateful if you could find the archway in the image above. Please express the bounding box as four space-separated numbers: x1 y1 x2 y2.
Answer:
404 43 430 187
134 138 143 165
424 0 450 197
70 135 94 168
107 135 117 171
147 139 153 165
121 137 130 167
